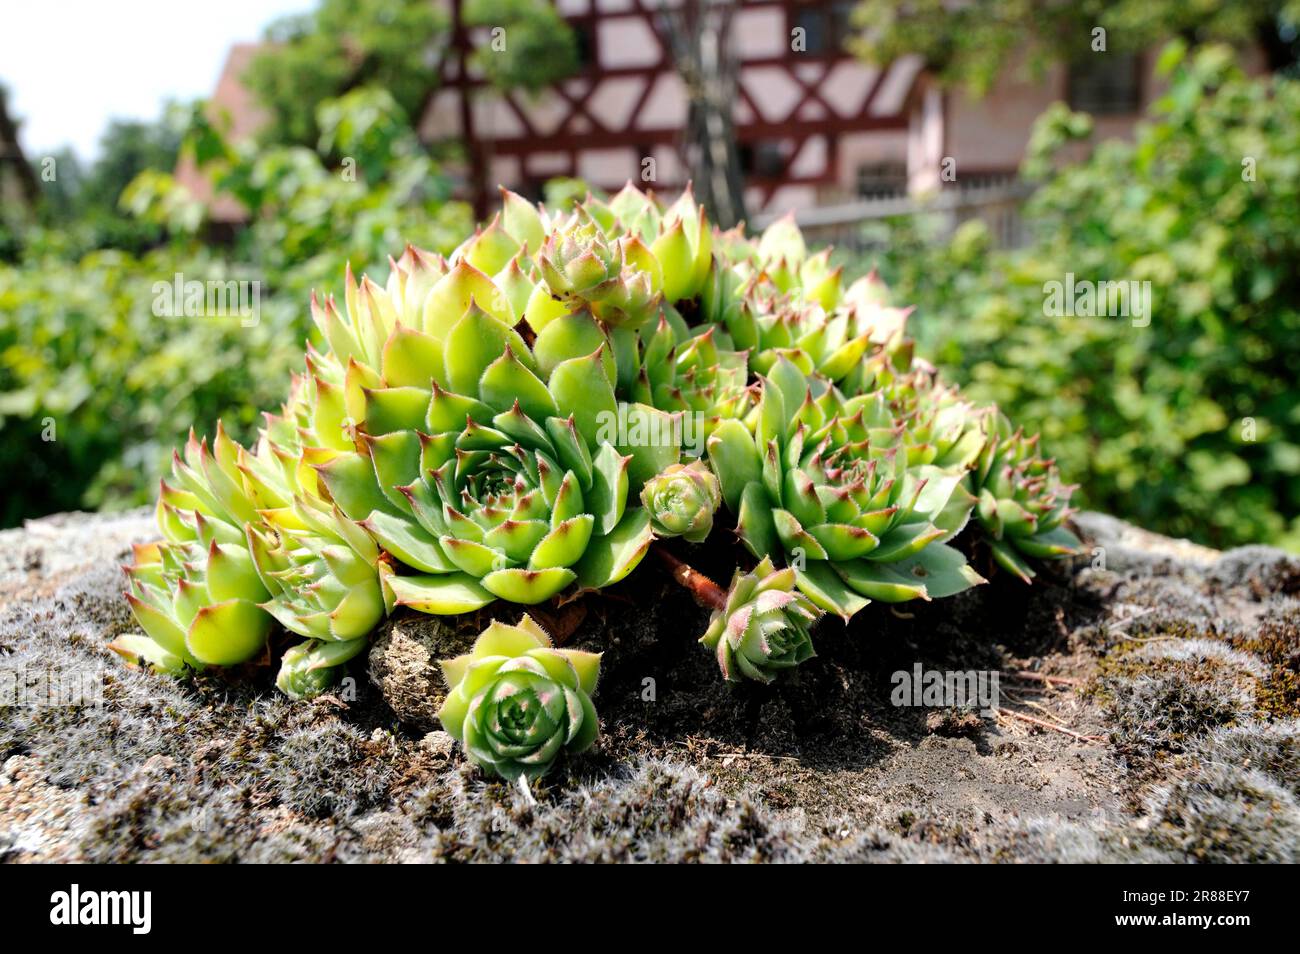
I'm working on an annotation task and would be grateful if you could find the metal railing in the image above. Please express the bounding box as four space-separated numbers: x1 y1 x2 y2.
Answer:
752 179 1035 252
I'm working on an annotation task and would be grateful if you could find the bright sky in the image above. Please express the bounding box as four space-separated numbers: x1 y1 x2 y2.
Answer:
0 0 317 162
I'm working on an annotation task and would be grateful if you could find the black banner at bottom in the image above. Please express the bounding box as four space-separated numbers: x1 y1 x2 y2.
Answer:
0 863 1275 940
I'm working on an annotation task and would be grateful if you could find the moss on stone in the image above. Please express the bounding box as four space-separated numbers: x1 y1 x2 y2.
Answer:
3 511 1299 862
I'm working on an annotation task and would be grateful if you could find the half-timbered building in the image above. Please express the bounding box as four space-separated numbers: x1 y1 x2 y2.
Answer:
422 0 921 215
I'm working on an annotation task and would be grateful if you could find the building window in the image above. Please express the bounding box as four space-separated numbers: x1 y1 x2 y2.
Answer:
1067 54 1141 115
793 2 855 56
739 141 786 178
856 162 907 199
573 23 596 70
794 8 828 55
830 1 856 41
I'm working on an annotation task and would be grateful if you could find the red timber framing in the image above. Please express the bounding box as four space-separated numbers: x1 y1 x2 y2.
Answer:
433 0 917 217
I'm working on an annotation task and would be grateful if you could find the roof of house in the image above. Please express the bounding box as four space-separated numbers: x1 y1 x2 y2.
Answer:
174 43 270 223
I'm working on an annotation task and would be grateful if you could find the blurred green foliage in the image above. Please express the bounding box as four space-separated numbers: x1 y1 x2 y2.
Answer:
128 88 472 286
463 0 579 93
1 0 570 527
0 251 300 526
861 46 1300 550
243 0 450 149
0 89 470 527
853 0 1300 95
16 113 187 259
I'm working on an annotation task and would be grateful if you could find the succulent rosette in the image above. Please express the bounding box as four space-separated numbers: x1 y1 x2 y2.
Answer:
274 639 367 700
529 185 715 325
716 278 912 397
700 225 916 399
115 537 272 675
970 413 1082 581
708 357 984 618
247 495 385 640
640 460 722 543
241 495 380 699
437 615 601 780
538 215 622 293
316 305 656 611
589 183 715 305
834 271 922 396
632 317 754 435
869 369 988 472
114 426 276 673
536 216 660 329
750 298 879 389
701 556 820 683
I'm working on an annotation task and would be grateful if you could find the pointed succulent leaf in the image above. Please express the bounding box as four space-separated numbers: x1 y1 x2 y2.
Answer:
185 599 272 666
1015 525 1082 559
613 402 681 492
500 187 546 252
735 481 779 559
533 311 613 380
385 572 496 614
481 566 577 603
794 562 871 620
548 346 617 446
445 304 533 395
481 347 558 422
573 507 653 589
889 543 986 599
707 419 763 513
835 559 929 603
587 442 631 535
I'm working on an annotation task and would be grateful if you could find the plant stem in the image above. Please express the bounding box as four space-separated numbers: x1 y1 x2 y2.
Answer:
653 546 727 611
1007 670 1080 687
996 708 1102 743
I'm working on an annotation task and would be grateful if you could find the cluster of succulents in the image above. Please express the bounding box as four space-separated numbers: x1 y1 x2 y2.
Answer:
116 184 1080 780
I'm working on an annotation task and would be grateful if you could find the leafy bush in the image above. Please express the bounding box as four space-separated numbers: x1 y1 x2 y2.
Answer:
126 89 472 289
0 249 300 525
1 90 470 527
242 0 450 150
462 0 579 93
866 45 1300 550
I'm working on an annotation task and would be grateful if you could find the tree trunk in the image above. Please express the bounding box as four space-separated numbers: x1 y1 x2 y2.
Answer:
658 0 748 229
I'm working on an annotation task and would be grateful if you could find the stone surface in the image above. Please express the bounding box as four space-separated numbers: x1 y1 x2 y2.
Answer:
0 508 1297 863
0 508 154 601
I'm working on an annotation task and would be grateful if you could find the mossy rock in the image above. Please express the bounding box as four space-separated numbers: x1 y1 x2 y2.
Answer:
4 508 1300 863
